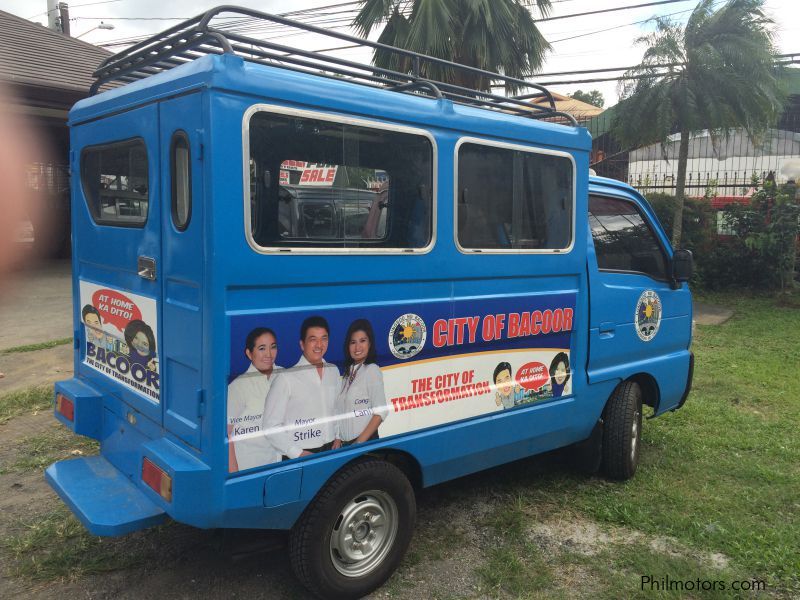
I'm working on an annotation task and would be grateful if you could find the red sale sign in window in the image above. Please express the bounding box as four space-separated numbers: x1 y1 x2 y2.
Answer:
299 164 338 186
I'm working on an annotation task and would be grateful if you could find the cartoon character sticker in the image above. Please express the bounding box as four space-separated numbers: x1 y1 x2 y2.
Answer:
79 281 160 402
491 354 572 408
493 361 526 408
547 352 571 397
635 290 662 342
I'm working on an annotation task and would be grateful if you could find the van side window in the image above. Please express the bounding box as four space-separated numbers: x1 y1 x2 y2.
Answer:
171 131 191 230
81 139 148 227
248 111 433 250
589 195 668 280
457 142 573 251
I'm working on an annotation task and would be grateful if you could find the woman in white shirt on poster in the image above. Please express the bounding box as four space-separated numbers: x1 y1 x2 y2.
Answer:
336 319 389 445
227 327 282 472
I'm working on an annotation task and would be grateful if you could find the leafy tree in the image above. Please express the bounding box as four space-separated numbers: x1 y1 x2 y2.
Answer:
352 0 552 92
612 0 785 247
726 181 800 291
569 89 604 108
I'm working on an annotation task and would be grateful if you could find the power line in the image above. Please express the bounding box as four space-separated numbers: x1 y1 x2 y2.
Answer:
95 0 687 48
548 1 718 44
27 0 123 19
536 0 691 23
75 16 190 21
224 1 692 41
522 53 800 79
534 58 799 86
97 2 366 47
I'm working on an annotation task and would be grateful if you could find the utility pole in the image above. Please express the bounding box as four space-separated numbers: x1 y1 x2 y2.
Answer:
59 3 71 36
47 1 71 35
47 0 59 30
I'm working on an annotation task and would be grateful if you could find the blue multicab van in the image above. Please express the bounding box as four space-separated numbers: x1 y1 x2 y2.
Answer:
47 6 694 599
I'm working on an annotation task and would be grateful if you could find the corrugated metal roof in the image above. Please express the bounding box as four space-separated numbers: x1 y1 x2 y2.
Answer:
0 8 110 93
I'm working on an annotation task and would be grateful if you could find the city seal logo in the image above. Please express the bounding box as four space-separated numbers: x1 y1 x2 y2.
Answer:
635 290 662 342
389 313 427 359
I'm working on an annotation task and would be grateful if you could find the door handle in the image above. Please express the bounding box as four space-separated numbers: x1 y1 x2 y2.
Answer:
138 256 157 281
599 321 615 338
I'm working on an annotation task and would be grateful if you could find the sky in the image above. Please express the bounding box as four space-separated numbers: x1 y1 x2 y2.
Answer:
3 0 798 107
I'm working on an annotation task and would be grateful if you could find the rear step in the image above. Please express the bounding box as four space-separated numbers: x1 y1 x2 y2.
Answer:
45 455 167 536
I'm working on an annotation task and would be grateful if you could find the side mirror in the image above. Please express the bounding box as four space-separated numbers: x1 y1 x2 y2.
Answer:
672 249 693 282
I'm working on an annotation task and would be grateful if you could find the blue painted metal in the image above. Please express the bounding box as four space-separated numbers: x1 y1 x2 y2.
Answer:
159 92 205 450
54 378 103 439
586 179 693 416
45 456 166 536
50 47 692 538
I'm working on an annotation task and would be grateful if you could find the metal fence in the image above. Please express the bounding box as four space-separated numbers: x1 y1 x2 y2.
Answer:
583 107 800 195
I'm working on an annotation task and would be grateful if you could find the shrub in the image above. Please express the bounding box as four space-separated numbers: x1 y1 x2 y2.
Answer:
643 192 717 289
643 183 799 291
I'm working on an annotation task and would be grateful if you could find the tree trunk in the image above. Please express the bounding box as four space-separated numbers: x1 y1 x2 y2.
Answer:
671 128 690 248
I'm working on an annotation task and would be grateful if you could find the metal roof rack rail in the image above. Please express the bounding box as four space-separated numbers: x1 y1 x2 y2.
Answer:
91 5 577 125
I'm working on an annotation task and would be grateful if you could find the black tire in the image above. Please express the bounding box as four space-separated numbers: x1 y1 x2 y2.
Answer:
601 381 642 480
289 458 416 600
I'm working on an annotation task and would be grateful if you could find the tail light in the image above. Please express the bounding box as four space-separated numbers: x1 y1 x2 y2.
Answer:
56 393 74 421
142 457 173 502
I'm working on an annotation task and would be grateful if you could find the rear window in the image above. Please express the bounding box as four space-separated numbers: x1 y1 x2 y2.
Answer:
81 139 149 227
247 110 433 251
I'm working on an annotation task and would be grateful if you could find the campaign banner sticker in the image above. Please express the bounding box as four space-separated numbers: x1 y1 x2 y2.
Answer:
379 348 572 437
225 293 576 471
79 280 160 403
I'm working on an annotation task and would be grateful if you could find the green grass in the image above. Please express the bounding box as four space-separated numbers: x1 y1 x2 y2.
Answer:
1 337 72 355
465 293 800 596
1 507 147 581
0 386 53 424
476 543 557 598
0 427 98 474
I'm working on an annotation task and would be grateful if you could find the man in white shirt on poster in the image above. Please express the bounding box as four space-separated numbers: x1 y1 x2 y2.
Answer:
262 316 341 460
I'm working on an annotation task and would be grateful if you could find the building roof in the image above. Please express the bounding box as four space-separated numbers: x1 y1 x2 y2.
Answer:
528 91 604 122
0 8 110 95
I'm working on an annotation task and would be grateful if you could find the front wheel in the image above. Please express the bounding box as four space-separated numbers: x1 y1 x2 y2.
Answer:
601 381 642 480
289 458 416 599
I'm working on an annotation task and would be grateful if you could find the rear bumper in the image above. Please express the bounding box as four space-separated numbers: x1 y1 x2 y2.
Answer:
50 377 213 533
45 456 166 536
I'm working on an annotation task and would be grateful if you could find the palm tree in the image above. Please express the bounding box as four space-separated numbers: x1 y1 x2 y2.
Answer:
352 0 552 93
613 0 785 247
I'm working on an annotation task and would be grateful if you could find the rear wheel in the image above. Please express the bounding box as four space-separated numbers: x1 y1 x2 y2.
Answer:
601 381 642 480
289 458 416 599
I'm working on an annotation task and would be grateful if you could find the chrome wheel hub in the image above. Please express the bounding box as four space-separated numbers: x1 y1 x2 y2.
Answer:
330 490 398 578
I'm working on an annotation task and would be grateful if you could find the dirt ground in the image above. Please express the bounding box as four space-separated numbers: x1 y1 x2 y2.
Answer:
0 261 73 352
0 345 73 396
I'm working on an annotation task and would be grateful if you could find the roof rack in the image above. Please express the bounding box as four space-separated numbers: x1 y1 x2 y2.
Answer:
91 4 577 126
